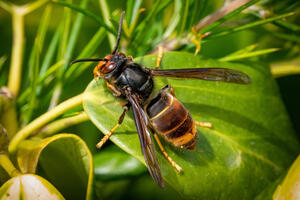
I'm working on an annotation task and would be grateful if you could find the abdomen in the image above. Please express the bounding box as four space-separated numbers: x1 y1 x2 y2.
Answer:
146 91 197 150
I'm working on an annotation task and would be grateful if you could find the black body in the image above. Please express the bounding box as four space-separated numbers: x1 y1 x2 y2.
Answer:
112 62 154 103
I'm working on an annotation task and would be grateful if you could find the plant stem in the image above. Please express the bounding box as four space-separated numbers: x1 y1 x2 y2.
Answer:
37 112 89 137
271 62 300 78
48 82 63 110
6 0 49 97
0 87 18 139
7 8 24 97
8 94 83 154
99 0 116 51
0 153 20 177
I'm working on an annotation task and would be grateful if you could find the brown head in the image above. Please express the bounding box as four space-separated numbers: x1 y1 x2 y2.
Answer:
93 52 128 79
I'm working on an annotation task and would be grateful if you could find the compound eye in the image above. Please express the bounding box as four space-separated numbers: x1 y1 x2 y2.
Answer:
102 63 116 74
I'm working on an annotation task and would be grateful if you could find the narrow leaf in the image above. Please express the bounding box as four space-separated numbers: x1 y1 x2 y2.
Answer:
53 0 116 35
199 0 260 33
219 48 280 62
207 12 296 40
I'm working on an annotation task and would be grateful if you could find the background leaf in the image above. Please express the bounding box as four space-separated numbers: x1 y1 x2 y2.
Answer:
17 134 94 200
94 145 146 181
83 52 300 199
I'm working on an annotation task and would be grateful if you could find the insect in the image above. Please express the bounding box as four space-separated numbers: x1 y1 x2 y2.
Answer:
71 12 251 188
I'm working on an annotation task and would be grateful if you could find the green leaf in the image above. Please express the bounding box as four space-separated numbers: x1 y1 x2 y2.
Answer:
126 0 142 26
199 0 260 33
0 174 65 200
219 44 280 62
0 55 7 73
94 145 146 181
65 27 106 81
52 0 116 35
163 0 181 39
16 134 94 200
83 51 299 199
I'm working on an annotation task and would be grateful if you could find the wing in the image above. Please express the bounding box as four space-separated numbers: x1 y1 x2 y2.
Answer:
127 93 165 188
151 68 251 84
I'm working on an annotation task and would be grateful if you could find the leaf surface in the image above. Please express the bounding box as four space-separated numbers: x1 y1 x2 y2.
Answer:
0 174 65 200
17 134 94 200
83 51 300 199
94 146 146 181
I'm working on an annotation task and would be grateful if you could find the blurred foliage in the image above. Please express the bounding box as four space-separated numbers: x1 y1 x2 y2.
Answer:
0 0 299 199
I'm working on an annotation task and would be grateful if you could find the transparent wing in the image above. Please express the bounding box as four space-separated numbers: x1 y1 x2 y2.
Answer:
127 93 165 188
151 68 251 84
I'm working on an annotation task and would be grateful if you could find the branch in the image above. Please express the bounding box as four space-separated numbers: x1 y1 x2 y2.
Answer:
37 112 89 137
8 94 83 154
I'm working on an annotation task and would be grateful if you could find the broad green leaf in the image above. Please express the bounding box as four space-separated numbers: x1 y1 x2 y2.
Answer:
94 145 146 181
0 174 64 200
83 52 300 199
255 154 300 199
254 174 284 200
17 134 93 200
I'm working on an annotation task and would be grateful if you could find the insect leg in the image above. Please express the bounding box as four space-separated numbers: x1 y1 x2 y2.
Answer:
155 46 164 69
153 133 183 173
96 106 128 148
195 121 212 128
106 81 122 96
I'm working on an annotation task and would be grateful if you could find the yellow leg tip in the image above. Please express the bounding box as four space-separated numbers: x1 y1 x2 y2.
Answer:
195 121 213 128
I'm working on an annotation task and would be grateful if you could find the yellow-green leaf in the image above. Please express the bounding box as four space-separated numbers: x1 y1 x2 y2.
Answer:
0 174 65 200
16 134 93 200
273 154 300 199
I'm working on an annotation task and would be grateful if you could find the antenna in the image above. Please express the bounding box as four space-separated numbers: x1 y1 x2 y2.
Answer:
70 58 107 66
112 11 125 55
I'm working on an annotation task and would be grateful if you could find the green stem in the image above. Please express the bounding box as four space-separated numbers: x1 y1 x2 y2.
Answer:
37 112 89 137
0 153 20 177
25 0 49 14
271 63 300 78
48 80 63 110
98 0 116 51
7 9 24 97
6 0 49 97
8 94 83 154
0 87 18 140
0 1 13 13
